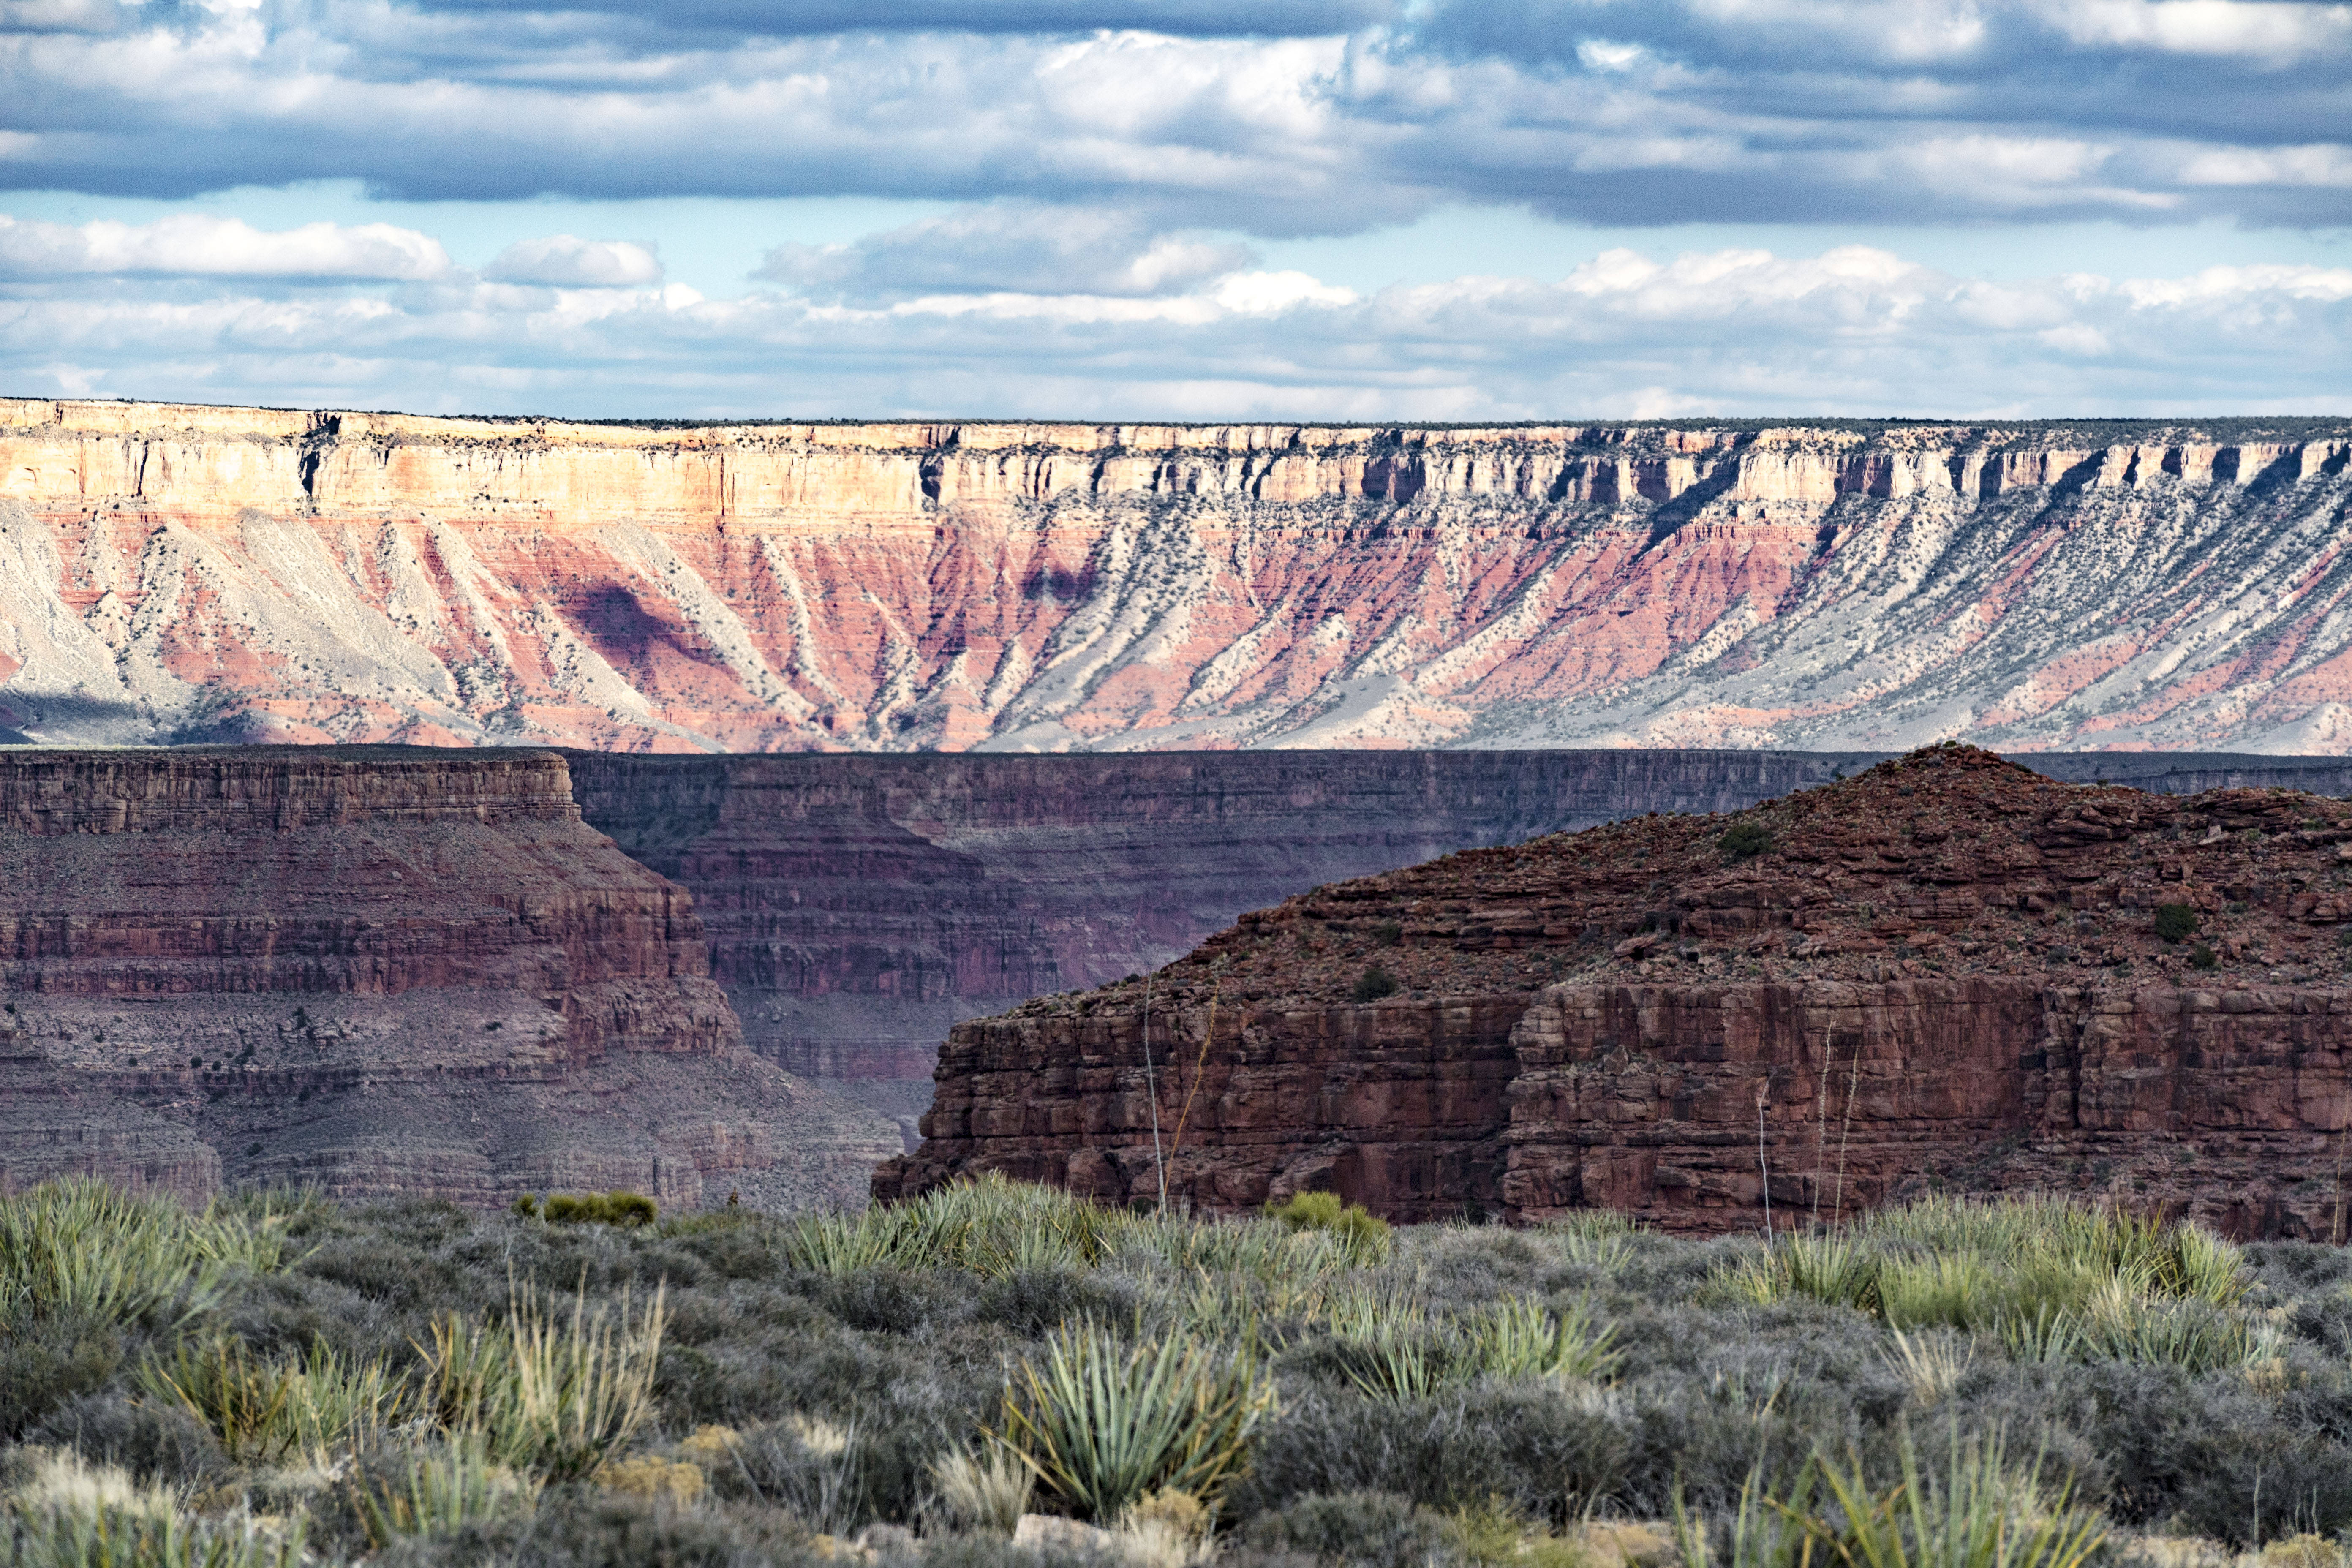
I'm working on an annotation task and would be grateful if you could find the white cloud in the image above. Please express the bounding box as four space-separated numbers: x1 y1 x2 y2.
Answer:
485 235 664 286
2 230 2344 420
0 214 452 280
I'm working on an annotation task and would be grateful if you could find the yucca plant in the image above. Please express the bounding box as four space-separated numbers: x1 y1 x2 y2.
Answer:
0 1507 309 1568
1673 1464 1818 1568
1997 1304 2080 1365
1321 1283 1452 1400
780 1211 903 1275
0 1179 291 1331
997 1326 1275 1520
1881 1326 1972 1405
416 1277 665 1481
1805 1426 2106 1568
1461 1296 1622 1383
1784 1232 1882 1313
343 1437 539 1549
141 1337 407 1465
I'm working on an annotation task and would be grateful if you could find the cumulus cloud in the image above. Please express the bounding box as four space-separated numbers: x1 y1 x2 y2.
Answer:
0 214 451 280
485 235 663 286
0 0 2343 230
4 230 2345 419
759 204 1252 302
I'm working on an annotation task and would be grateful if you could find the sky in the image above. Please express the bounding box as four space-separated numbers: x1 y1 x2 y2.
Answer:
1 0 2348 421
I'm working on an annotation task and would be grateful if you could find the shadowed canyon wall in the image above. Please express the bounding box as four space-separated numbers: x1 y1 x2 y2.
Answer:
0 747 900 1207
564 748 1881 1136
5 401 2352 755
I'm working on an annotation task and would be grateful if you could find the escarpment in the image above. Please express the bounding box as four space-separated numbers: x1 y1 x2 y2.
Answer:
0 747 899 1207
880 745 2352 1238
5 401 2352 754
563 747 1886 1134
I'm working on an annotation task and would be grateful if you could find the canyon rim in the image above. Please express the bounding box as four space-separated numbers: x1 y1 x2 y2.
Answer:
4 402 2352 756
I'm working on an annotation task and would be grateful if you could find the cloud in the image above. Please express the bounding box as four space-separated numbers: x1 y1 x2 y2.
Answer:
485 235 663 286
400 0 1403 40
0 0 2343 231
0 214 451 280
5 226 2346 420
759 204 1252 302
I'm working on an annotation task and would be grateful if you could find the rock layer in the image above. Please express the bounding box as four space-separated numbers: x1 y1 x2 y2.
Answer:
566 748 1892 1138
0 747 898 1207
881 746 2352 1238
6 402 2352 754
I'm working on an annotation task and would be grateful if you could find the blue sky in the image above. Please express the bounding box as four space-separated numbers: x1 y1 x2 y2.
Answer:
1 0 2347 419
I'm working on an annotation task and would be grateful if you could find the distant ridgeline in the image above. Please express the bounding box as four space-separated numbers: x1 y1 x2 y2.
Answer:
4 400 2352 753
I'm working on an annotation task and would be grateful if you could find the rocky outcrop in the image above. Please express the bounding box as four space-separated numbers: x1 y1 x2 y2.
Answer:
6 401 2352 754
881 745 2352 1238
0 748 898 1207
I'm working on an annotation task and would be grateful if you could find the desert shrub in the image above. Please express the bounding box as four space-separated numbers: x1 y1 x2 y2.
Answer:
0 1314 125 1440
1265 1195 1392 1266
532 1192 658 1228
1350 967 1399 1004
817 1267 972 1337
29 1394 223 1487
998 1326 1275 1520
1242 1491 1459 1567
975 1267 1141 1338
1230 1383 1631 1524
2155 904 2200 943
370 1487 817 1568
1369 923 1404 948
2192 944 2220 969
1718 822 1775 862
927 1446 1034 1535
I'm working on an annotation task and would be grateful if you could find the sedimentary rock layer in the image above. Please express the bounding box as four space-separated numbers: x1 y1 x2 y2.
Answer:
879 746 2352 1237
0 747 898 1206
5 401 2352 753
566 748 1884 1135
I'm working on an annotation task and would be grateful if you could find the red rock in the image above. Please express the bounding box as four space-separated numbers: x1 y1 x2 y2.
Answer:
881 745 2352 1237
0 747 898 1208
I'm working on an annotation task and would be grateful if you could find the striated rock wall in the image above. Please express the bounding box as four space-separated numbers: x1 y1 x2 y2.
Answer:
881 746 2352 1237
6 401 2352 754
0 747 898 1208
566 748 1881 1137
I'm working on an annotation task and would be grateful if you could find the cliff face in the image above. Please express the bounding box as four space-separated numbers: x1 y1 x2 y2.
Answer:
566 748 1884 1138
0 748 899 1207
880 746 2352 1238
5 401 2352 755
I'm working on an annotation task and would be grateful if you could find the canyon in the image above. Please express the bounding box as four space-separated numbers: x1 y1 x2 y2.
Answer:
4 401 2352 756
880 745 2352 1238
11 742 2352 1214
0 747 900 1207
564 747 2352 1144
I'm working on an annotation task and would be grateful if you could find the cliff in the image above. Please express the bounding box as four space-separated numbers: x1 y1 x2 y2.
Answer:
879 745 2352 1238
0 748 899 1207
565 748 1887 1138
5 401 2352 754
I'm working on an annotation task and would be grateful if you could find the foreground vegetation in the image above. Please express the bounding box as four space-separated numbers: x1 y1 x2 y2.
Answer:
9 1177 2352 1568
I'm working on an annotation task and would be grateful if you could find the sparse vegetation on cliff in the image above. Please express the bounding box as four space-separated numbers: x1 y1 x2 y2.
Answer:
11 1179 2352 1568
